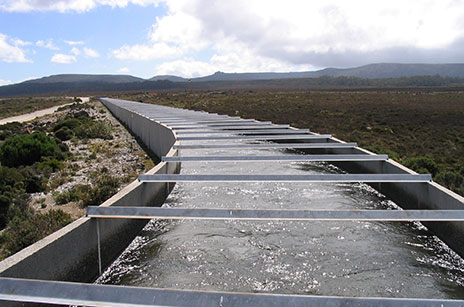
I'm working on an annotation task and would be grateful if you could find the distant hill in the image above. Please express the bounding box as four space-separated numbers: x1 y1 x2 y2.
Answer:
25 74 145 84
148 75 188 82
313 63 464 79
187 63 464 82
2 63 464 97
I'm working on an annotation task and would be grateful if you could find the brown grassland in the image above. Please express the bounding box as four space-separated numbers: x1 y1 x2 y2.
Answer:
117 89 464 196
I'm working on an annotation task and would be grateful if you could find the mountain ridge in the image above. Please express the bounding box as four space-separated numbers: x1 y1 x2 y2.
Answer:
12 63 464 85
2 63 464 97
24 74 145 84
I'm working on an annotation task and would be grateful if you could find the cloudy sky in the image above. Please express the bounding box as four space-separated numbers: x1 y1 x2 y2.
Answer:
1 0 464 85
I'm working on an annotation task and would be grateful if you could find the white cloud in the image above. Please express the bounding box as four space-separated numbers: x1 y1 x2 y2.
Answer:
70 47 81 56
113 42 182 60
0 0 160 13
64 40 84 46
155 59 215 77
83 47 99 58
114 0 464 71
36 39 59 50
51 53 76 64
0 33 32 63
12 38 31 46
0 78 12 86
118 67 130 73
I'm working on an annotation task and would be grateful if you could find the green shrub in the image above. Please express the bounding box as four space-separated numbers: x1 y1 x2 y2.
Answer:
0 132 62 167
435 171 464 194
0 209 72 259
19 166 46 193
81 175 119 207
37 159 64 172
0 195 10 228
53 118 81 132
54 126 73 141
75 120 113 140
0 122 24 140
403 156 439 176
54 190 77 205
4 194 34 231
54 184 91 205
0 166 24 196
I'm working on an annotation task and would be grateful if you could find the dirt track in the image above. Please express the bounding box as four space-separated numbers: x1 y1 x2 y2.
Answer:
0 97 89 125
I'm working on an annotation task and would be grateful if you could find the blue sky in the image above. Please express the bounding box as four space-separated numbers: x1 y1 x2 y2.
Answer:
0 3 169 83
1 0 464 85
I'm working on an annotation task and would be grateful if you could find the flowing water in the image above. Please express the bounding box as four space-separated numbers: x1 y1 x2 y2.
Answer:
97 137 464 299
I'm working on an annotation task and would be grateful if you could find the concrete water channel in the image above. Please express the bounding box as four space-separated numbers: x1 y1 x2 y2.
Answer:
1 98 464 306
99 135 464 299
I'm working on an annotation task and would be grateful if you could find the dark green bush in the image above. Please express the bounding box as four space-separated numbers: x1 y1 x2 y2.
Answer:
58 142 69 152
436 171 464 194
52 118 81 132
403 156 439 176
6 193 33 223
54 186 83 205
0 195 10 228
0 132 62 167
0 166 24 196
75 120 113 140
37 159 64 172
81 175 119 207
54 126 73 141
0 122 24 140
19 166 46 193
0 209 72 258
0 166 26 228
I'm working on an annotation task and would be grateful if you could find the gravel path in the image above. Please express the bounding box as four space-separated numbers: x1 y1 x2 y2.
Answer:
0 97 89 125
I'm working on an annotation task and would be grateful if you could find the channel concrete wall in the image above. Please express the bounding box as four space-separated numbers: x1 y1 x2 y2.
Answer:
0 99 180 292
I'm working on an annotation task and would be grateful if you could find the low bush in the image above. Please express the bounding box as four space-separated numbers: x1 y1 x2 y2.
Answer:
53 189 79 205
0 209 72 259
52 118 81 132
403 156 439 176
75 120 113 140
55 126 73 141
81 175 119 207
435 170 464 195
0 122 24 140
0 195 10 228
19 166 46 193
0 132 62 167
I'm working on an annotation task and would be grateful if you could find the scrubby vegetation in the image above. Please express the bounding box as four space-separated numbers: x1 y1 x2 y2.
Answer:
120 89 464 196
0 98 153 260
0 206 72 259
0 132 64 167
0 97 72 119
54 172 120 207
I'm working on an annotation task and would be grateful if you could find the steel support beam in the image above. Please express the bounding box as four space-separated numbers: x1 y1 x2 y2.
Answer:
173 143 357 149
177 134 331 141
176 129 310 135
172 124 290 130
1 277 461 307
162 154 388 162
161 119 259 125
87 207 464 221
170 122 273 129
138 174 432 183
